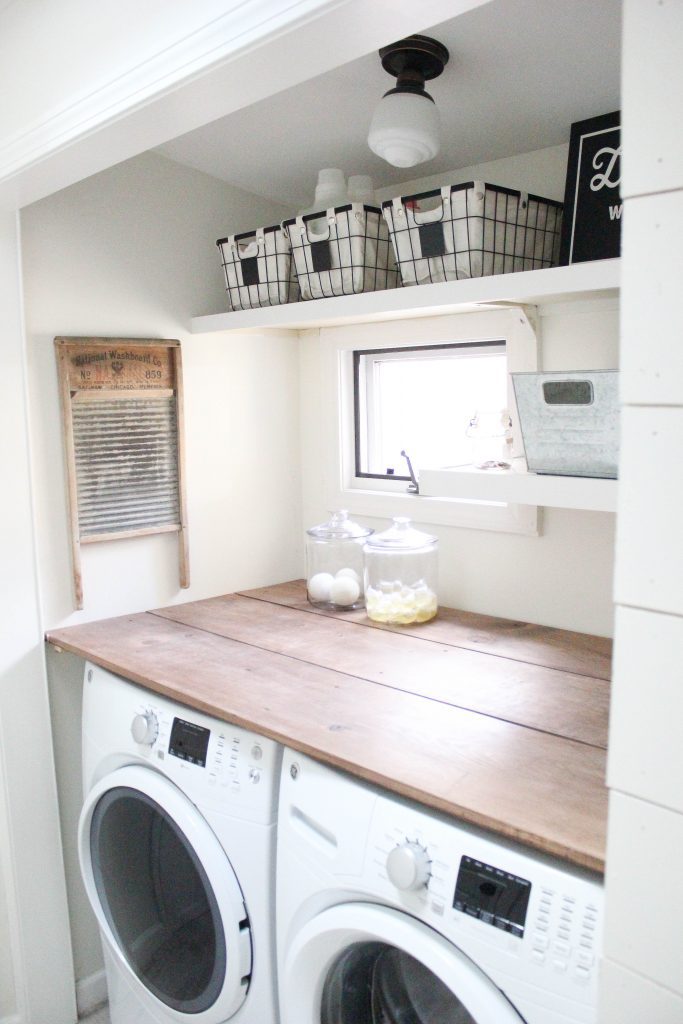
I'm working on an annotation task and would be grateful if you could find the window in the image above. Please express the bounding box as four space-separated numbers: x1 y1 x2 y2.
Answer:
309 308 539 534
354 341 507 481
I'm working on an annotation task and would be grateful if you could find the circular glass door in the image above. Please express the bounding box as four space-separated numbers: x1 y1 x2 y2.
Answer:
322 942 478 1024
79 765 252 1021
283 903 525 1024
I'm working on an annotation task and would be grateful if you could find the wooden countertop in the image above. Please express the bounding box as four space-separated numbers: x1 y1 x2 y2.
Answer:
46 580 611 873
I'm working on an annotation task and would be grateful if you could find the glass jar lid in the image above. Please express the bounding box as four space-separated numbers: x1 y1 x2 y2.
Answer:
364 517 437 551
306 509 373 540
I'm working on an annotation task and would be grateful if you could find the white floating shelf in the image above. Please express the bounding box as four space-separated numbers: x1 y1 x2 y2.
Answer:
420 460 617 512
191 259 620 334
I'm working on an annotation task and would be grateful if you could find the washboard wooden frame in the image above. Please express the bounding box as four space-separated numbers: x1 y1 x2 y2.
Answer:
55 337 189 608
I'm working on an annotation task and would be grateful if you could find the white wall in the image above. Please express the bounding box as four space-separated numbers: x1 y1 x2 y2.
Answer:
600 1 683 1019
301 147 618 637
20 150 302 990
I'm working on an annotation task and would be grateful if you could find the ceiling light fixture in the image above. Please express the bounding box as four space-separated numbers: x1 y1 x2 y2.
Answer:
367 34 450 169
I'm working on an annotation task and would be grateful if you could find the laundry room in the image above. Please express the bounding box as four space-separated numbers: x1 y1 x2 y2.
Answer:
0 2 681 1024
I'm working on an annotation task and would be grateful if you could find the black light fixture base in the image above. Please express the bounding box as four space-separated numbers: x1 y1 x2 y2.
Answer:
378 35 450 83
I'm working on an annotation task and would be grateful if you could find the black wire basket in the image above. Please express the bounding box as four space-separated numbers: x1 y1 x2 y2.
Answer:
216 224 299 310
283 205 399 300
382 182 563 286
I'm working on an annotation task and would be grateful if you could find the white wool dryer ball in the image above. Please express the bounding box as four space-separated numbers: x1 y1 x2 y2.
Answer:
335 567 361 584
329 574 361 607
307 572 334 602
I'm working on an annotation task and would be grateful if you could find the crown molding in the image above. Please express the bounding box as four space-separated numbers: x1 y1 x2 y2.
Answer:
0 0 341 193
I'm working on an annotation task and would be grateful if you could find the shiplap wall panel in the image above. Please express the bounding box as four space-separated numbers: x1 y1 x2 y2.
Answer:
614 406 683 616
604 793 683 997
621 192 683 405
607 606 683 814
600 959 683 1023
622 0 683 198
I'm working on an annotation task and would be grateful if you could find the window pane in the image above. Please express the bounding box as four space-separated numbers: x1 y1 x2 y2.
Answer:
356 344 507 477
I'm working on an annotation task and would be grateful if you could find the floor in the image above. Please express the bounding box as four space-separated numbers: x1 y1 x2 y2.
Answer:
80 1006 110 1024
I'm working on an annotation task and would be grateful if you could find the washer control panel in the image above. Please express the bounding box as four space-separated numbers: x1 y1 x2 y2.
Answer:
169 717 210 767
84 662 280 822
454 855 531 938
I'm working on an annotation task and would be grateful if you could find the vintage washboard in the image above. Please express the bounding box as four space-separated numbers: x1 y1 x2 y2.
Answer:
55 337 189 608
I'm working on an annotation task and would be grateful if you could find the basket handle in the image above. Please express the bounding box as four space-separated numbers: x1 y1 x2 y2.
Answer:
235 228 265 260
392 185 453 225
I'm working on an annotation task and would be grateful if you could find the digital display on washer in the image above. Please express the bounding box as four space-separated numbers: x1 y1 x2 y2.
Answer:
453 856 531 937
168 718 210 767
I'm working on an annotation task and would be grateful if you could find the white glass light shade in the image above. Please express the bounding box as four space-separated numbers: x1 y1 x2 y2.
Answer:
367 91 441 168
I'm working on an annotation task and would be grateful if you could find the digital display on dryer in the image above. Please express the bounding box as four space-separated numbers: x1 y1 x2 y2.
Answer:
169 718 210 767
454 856 531 937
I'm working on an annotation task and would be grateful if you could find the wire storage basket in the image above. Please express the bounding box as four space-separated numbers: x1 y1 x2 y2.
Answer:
216 224 299 310
382 182 563 286
283 205 399 300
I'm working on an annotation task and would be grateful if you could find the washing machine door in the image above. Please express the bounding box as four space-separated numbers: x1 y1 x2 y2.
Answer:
283 902 526 1024
79 765 252 1023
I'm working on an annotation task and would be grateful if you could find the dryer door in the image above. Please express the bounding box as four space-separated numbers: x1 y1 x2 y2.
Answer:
283 902 526 1024
79 765 252 1023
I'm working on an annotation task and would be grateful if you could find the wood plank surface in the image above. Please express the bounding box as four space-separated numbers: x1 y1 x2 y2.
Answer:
152 594 609 748
240 580 612 680
46 610 607 871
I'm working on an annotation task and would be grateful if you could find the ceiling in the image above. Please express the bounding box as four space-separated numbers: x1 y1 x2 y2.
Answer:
157 0 621 211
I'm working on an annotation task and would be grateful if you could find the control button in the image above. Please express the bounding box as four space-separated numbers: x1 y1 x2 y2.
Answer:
560 912 573 923
508 924 524 938
582 919 596 931
479 911 495 925
537 912 550 924
251 744 263 760
562 895 576 904
431 901 445 916
574 965 591 982
553 940 570 957
208 774 217 786
531 950 546 965
579 938 593 949
386 841 431 892
535 920 549 932
552 959 568 973
248 768 261 784
131 711 159 746
577 951 595 968
558 928 571 941
532 935 549 951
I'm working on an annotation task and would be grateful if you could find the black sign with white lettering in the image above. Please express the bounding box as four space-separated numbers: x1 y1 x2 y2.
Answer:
559 111 621 265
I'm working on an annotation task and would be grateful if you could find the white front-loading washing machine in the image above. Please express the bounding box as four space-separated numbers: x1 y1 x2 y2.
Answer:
277 749 603 1024
78 662 281 1024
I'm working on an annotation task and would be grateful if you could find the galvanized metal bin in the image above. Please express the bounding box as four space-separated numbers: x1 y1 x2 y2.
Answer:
511 370 619 478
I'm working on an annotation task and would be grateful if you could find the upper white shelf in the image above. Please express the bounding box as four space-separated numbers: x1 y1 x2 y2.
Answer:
419 459 617 512
191 258 620 334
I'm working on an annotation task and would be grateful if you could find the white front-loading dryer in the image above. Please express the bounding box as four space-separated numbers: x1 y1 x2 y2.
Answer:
79 662 281 1024
277 749 603 1024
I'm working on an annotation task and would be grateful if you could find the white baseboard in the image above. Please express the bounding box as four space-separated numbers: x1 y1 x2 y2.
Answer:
76 969 107 1018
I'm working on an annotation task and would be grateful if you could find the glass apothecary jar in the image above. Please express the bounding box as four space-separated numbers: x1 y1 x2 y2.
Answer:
306 510 373 610
363 517 438 625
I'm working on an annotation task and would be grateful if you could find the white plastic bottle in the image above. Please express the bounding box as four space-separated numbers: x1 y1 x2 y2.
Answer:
299 168 349 217
348 174 376 205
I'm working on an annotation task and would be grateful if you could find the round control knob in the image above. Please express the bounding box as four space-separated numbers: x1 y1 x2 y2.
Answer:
386 841 431 892
131 711 158 746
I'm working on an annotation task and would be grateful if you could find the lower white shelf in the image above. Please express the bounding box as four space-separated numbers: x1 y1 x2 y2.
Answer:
419 459 617 512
